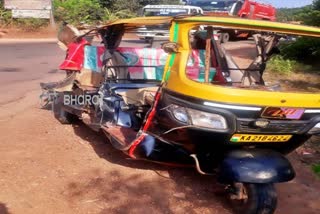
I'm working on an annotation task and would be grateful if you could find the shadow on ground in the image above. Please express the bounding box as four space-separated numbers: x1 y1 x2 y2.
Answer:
67 121 233 214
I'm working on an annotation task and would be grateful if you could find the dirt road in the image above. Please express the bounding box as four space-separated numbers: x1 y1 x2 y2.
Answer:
0 40 319 214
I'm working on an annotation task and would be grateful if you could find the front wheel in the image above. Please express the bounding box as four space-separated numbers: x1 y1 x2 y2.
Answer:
230 183 277 214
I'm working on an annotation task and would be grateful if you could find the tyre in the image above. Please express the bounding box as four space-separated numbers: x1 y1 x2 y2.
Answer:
52 93 76 124
231 183 277 214
145 37 153 44
221 33 230 43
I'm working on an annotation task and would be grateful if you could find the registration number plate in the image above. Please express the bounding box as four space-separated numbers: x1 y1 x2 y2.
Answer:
230 134 292 143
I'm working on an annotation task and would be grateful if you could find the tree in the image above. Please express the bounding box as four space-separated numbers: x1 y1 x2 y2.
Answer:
313 0 320 10
302 0 320 26
98 0 116 8
277 0 320 63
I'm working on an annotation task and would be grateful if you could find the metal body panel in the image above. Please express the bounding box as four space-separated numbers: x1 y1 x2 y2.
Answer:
218 149 295 183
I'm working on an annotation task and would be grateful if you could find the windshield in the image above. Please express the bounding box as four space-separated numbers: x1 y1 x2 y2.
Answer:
143 8 189 16
189 0 236 11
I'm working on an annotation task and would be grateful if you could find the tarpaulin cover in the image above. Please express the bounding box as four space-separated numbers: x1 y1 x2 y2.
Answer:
83 46 215 82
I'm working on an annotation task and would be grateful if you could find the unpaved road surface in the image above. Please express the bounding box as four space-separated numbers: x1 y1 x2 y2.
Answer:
0 40 319 214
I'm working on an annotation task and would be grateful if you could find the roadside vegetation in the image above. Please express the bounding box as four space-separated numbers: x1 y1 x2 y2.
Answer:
0 0 180 29
267 0 320 74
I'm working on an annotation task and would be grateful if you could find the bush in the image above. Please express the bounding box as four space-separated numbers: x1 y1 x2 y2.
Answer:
266 55 311 74
13 18 49 31
267 56 298 74
0 1 12 26
101 8 136 22
53 0 104 25
280 38 320 63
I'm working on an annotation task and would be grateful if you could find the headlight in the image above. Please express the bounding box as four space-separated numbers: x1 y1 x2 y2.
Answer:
188 108 227 129
170 105 228 130
171 106 189 123
308 123 320 134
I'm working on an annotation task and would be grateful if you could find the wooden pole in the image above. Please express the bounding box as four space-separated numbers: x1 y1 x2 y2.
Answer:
205 26 213 83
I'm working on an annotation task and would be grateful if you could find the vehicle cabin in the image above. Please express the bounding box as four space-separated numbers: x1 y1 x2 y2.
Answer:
57 16 320 109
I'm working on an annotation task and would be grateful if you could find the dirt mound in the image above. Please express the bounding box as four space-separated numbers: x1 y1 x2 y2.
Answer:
0 26 57 39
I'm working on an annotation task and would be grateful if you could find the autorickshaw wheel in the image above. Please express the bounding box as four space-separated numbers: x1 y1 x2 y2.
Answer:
230 183 277 214
52 98 76 124
145 37 153 44
221 33 230 43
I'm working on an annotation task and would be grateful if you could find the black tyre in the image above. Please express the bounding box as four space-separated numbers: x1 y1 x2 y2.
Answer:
221 33 230 43
231 183 277 214
52 94 76 124
145 37 153 44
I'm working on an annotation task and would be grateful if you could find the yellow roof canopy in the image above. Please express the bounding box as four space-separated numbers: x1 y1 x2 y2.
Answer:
95 16 320 38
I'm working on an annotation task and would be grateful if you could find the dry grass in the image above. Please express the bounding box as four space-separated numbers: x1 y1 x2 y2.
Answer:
264 71 320 92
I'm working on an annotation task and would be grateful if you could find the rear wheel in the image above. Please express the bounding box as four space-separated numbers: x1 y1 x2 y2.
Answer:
145 37 153 44
221 33 230 43
52 93 77 124
230 183 277 214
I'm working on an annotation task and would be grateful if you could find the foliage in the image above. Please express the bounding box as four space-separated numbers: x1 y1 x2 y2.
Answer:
109 0 141 14
266 55 311 74
99 0 182 18
101 8 136 22
312 164 320 177
277 6 312 22
301 9 320 27
98 0 116 8
13 19 49 31
267 56 297 74
276 0 320 27
53 0 104 25
276 0 320 67
314 0 320 10
1 0 183 27
0 1 12 26
280 37 320 62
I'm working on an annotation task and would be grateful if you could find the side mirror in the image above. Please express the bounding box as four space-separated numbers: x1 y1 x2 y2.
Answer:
161 42 180 53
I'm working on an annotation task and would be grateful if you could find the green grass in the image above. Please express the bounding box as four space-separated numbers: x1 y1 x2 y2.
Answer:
312 164 320 177
266 55 312 74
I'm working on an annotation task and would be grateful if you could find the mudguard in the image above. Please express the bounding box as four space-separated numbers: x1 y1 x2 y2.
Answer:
218 149 295 184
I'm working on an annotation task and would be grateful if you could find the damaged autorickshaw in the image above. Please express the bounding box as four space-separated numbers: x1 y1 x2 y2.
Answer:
40 16 320 214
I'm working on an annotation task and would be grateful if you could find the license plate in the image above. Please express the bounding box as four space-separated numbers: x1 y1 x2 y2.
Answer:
230 134 292 143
